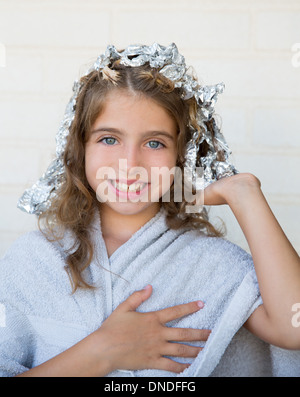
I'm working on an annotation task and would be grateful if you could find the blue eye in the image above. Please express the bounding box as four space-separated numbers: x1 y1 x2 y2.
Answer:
147 141 165 149
100 137 117 145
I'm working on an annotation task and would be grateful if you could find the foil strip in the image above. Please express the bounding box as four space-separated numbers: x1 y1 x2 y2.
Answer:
17 43 238 215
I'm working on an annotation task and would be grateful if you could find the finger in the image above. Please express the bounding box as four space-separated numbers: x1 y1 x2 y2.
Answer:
156 301 204 323
163 342 203 358
165 327 211 342
116 285 153 312
154 357 190 374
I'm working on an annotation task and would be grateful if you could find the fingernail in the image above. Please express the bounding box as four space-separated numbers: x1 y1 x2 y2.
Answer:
143 284 151 290
197 301 204 309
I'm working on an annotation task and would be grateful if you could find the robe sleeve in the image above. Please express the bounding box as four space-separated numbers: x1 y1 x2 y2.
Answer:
0 302 34 377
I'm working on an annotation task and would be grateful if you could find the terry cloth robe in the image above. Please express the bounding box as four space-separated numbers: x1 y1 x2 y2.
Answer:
0 208 299 377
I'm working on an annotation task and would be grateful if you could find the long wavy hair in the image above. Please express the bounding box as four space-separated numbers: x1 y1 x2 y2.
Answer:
38 58 225 292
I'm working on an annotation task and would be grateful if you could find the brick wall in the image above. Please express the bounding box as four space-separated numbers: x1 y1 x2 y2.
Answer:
0 0 299 256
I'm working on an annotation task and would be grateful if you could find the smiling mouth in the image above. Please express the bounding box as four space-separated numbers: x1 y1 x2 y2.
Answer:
109 180 149 193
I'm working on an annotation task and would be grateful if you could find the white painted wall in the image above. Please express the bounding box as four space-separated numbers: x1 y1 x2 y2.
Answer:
0 0 299 256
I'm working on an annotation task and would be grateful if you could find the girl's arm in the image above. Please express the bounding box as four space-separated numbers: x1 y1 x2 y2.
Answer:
204 173 300 349
17 286 210 377
17 330 111 377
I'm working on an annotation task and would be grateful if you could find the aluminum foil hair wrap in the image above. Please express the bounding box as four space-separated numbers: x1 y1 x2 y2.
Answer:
17 43 238 215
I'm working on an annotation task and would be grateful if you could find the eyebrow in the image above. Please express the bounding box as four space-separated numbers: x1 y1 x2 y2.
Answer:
91 127 175 141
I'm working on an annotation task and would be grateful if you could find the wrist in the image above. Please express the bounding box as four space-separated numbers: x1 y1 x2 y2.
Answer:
87 330 116 376
18 330 115 377
221 173 262 207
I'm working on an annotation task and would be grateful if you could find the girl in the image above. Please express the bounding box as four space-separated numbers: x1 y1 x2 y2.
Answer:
0 43 300 377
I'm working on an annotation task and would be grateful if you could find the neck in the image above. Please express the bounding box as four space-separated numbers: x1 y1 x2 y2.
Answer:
99 204 161 242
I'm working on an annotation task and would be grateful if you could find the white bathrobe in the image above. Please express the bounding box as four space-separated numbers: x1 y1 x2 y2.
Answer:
0 208 299 377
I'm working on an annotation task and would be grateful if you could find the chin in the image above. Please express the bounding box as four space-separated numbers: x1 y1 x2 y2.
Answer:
100 201 160 217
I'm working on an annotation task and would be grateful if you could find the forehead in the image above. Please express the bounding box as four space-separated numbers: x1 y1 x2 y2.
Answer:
92 90 178 135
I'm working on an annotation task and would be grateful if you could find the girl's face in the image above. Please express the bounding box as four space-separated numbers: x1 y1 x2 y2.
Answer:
85 90 178 217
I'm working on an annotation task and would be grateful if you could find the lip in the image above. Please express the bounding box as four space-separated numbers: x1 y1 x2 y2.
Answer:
116 179 147 185
107 179 150 200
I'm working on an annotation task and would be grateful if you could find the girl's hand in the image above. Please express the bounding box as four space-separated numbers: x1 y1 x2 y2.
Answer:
94 285 210 374
203 172 261 206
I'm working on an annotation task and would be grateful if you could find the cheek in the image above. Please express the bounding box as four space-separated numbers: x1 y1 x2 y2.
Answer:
85 147 105 188
147 152 178 199
152 152 177 172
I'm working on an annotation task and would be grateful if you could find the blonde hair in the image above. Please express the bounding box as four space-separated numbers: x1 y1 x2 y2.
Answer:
38 59 225 292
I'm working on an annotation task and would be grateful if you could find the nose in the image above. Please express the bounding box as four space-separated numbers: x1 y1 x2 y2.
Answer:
117 144 145 181
124 145 142 170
